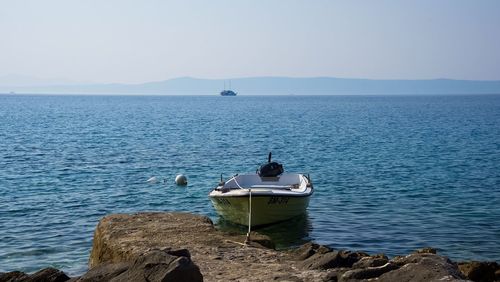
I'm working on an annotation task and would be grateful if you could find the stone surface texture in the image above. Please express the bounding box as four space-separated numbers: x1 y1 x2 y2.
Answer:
3 212 500 282
88 212 316 281
0 267 70 282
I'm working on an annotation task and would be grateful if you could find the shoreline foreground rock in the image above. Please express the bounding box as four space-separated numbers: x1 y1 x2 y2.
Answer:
1 212 499 281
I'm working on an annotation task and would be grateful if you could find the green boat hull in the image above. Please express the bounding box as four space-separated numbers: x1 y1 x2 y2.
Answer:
209 194 310 226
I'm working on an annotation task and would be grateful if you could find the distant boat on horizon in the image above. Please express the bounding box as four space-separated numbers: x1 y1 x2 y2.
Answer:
220 81 237 96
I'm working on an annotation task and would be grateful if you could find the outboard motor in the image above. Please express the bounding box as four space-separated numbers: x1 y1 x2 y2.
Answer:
258 152 284 177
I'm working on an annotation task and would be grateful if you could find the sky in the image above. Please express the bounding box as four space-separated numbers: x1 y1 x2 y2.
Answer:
0 0 499 84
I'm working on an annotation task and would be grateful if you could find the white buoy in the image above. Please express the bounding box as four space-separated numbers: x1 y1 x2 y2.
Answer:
175 174 188 186
146 176 158 184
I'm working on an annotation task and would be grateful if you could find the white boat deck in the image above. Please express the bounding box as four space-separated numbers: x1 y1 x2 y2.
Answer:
215 173 310 195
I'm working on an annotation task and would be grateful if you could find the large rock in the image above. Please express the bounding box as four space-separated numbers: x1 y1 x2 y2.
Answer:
293 242 332 261
352 254 389 269
292 243 476 282
77 249 202 282
0 271 29 282
88 212 301 282
340 262 399 281
378 253 468 282
89 212 215 267
294 243 369 270
74 262 129 282
458 261 500 282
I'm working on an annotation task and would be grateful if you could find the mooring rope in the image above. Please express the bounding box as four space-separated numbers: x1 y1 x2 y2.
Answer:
231 176 252 245
232 175 244 189
244 188 252 244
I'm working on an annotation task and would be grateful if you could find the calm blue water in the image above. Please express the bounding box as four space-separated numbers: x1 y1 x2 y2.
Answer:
1 94 499 275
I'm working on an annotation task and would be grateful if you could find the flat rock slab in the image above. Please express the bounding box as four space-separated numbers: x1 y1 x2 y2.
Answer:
87 212 486 282
89 212 324 281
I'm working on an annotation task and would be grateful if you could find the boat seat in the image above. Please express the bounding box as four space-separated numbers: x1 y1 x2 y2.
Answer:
259 176 280 182
250 184 294 189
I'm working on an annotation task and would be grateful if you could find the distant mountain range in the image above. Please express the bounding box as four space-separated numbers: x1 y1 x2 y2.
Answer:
1 76 500 95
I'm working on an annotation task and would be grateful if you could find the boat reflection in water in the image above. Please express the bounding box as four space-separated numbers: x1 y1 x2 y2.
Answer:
215 212 312 249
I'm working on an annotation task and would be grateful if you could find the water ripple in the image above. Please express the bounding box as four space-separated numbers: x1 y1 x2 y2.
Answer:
0 94 499 275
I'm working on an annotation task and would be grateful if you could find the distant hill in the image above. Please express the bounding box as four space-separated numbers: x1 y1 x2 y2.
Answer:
1 76 500 95
0 74 85 88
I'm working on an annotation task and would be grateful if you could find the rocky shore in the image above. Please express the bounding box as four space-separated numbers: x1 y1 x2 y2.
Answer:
1 212 499 282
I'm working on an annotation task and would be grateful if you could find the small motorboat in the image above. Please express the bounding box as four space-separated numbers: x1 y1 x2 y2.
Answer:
209 153 313 227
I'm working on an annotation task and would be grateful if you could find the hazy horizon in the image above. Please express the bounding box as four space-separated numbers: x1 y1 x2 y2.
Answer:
2 76 500 96
3 74 500 89
1 1 499 84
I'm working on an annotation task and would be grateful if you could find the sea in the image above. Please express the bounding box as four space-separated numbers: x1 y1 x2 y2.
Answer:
1 94 499 276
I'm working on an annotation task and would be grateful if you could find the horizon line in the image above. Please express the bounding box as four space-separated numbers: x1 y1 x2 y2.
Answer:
2 74 500 87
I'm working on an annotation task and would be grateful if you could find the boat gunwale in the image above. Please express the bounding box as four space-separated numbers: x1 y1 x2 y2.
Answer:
209 194 312 199
208 189 313 198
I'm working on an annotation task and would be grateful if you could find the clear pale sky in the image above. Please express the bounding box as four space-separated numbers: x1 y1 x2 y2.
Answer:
1 0 499 84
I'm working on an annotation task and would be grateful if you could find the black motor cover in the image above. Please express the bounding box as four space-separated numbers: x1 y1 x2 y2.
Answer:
258 162 284 177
